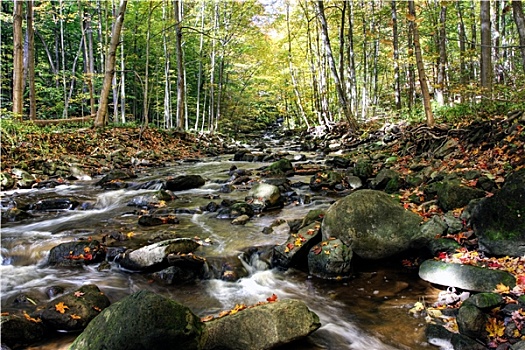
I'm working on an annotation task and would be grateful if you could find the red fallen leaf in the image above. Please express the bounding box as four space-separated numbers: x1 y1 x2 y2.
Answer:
517 275 525 285
312 246 322 255
286 243 294 250
437 252 448 260
266 294 278 302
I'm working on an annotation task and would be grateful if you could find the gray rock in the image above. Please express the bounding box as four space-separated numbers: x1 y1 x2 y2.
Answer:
47 240 105 267
346 175 363 190
70 290 203 350
118 238 201 271
464 293 503 310
308 239 353 279
413 215 448 249
321 190 422 260
450 333 488 350
273 222 321 269
419 260 516 292
201 299 321 350
456 303 488 340
471 168 525 257
38 284 110 332
369 168 401 193
0 312 46 349
353 159 373 180
247 183 282 210
436 180 485 211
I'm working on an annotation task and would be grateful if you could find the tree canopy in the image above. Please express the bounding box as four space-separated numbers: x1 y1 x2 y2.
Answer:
3 0 525 134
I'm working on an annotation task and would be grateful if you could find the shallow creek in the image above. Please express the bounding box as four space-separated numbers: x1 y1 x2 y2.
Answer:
1 147 440 349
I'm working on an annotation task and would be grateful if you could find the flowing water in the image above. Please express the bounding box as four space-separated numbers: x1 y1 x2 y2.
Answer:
1 141 440 350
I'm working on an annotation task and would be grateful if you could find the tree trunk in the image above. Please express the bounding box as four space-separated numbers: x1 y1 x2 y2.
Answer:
163 0 172 129
174 0 185 130
435 3 447 106
513 0 525 74
80 2 96 117
59 0 68 118
194 0 205 130
408 0 435 127
391 0 401 111
316 0 357 130
456 2 467 102
480 0 492 93
143 1 153 128
27 0 36 120
94 0 127 128
346 0 357 115
13 0 24 119
287 2 309 128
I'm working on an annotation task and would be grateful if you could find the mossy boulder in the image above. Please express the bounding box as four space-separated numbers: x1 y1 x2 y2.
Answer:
470 168 525 257
69 290 203 350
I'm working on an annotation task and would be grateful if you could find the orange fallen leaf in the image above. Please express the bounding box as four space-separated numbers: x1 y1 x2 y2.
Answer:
266 294 278 302
55 302 69 314
201 315 214 322
23 311 42 323
70 314 82 320
92 306 102 312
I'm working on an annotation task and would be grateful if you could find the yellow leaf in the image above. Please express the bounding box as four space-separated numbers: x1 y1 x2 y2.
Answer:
70 314 82 320
494 283 510 294
486 317 505 338
23 311 42 323
55 302 69 314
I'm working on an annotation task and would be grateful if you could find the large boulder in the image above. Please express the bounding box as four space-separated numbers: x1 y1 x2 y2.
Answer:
470 168 525 257
321 190 422 260
38 284 111 332
69 290 203 350
419 260 516 293
434 180 485 211
201 299 321 350
1 312 46 349
118 238 201 271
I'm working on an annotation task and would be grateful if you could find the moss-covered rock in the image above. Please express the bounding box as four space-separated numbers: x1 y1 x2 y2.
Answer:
69 290 203 350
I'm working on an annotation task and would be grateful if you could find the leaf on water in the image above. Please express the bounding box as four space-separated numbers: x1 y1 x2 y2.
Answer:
54 302 69 314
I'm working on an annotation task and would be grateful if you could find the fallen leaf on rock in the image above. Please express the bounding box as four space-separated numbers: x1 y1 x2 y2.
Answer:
23 311 42 323
201 315 214 322
266 294 278 302
494 283 511 294
70 314 82 320
55 302 69 314
74 291 85 297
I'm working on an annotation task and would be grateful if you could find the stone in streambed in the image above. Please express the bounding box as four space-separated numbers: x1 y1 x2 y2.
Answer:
165 174 205 191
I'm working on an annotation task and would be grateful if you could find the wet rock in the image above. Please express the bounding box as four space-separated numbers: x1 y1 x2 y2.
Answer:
70 290 203 350
0 312 46 349
414 215 448 249
434 180 485 211
464 293 503 310
427 238 461 255
165 174 205 191
138 213 179 226
118 238 201 271
152 264 202 285
456 303 488 340
95 169 136 188
470 168 525 257
231 214 250 225
28 198 79 211
418 260 516 293
346 175 363 190
247 182 282 211
264 158 294 176
201 299 321 350
128 179 166 190
216 202 254 219
309 171 344 191
322 190 422 260
47 240 105 267
273 221 321 269
369 168 401 193
1 208 33 223
308 238 353 279
450 332 488 350
352 159 373 180
38 284 110 332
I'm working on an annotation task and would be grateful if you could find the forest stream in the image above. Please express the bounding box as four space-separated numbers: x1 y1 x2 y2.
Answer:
0 134 441 350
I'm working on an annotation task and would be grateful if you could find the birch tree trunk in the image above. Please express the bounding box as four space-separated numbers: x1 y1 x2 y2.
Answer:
391 0 401 111
12 0 24 119
346 0 357 115
435 2 447 106
143 1 153 128
316 0 357 130
59 0 68 118
408 0 435 127
480 0 492 93
194 0 205 130
456 2 467 102
27 0 36 120
174 0 186 130
163 0 172 129
512 0 525 74
94 0 127 128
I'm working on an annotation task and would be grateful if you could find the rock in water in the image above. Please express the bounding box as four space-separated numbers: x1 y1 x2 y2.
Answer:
201 299 321 350
321 189 422 260
69 290 203 350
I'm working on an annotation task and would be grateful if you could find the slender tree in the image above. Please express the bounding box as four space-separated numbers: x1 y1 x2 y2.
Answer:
480 0 492 92
174 0 185 130
316 0 357 130
12 0 24 119
27 0 36 120
94 0 127 127
391 0 401 111
513 0 525 74
408 0 435 126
